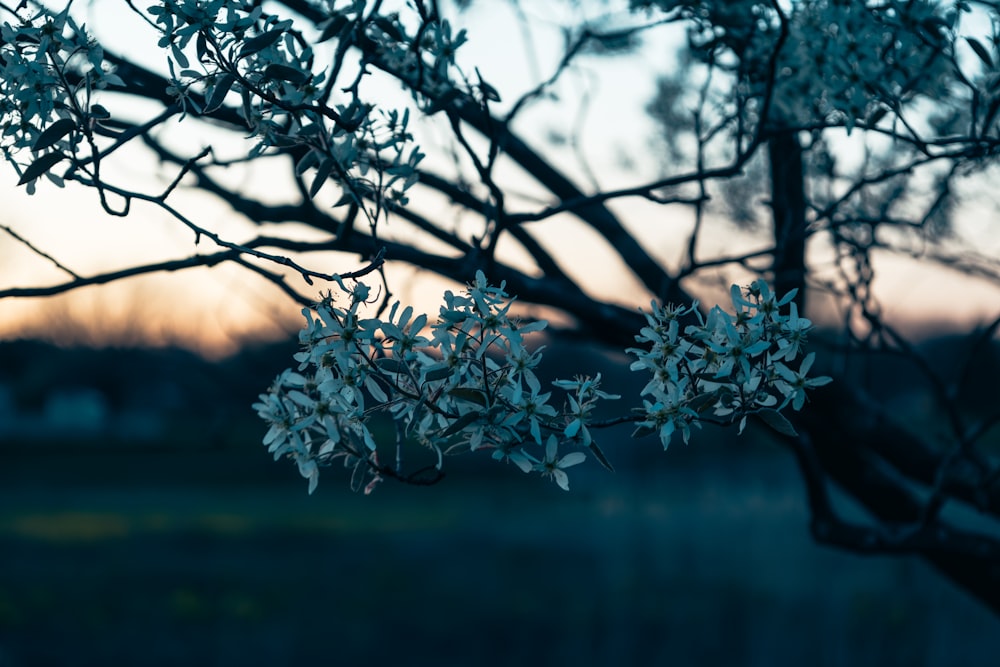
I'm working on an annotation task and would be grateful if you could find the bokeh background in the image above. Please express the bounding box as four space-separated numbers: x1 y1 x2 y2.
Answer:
1 334 997 666
2 1 1000 665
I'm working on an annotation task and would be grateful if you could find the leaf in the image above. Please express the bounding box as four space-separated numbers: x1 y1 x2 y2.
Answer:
240 88 254 125
588 441 615 472
318 15 349 43
89 105 111 120
297 123 323 136
295 150 319 176
478 80 500 102
364 375 389 404
375 357 409 373
439 411 481 438
423 367 453 382
195 31 210 63
239 29 284 58
170 42 189 69
32 118 76 152
44 170 65 188
756 409 798 437
687 391 721 414
332 192 355 207
102 73 125 88
310 158 334 198
263 63 309 85
866 105 888 126
268 133 297 148
447 387 488 407
966 37 994 68
630 424 657 439
18 152 66 186
204 73 236 113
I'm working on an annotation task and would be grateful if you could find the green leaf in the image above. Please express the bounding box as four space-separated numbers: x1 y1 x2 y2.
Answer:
439 411 481 437
32 118 76 152
447 387 488 407
866 105 888 126
966 37 994 68
364 375 389 404
90 105 111 120
687 391 721 414
263 63 309 85
297 123 323 137
332 192 355 207
195 31 210 63
630 424 657 439
375 357 409 373
18 151 66 186
240 88 254 124
588 441 615 472
170 42 189 69
295 150 319 176
477 78 500 103
204 73 236 113
756 409 797 437
310 158 334 198
318 15 349 43
423 367 453 382
239 29 284 58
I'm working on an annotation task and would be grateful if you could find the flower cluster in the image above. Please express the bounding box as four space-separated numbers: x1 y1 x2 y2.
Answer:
0 5 122 185
256 275 830 494
254 272 619 494
628 280 831 449
2 1 454 208
148 0 453 212
779 0 953 130
636 0 954 131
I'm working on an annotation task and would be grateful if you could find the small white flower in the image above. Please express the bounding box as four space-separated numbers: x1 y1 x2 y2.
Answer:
507 373 558 444
536 436 586 491
774 302 811 362
491 444 536 473
775 352 833 410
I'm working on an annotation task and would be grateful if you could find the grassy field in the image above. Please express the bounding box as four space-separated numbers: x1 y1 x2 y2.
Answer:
0 442 997 667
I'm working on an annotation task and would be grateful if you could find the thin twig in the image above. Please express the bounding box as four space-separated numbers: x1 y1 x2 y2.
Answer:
1 225 79 279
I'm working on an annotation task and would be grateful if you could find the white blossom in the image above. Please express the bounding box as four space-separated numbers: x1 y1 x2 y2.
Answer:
256 274 828 494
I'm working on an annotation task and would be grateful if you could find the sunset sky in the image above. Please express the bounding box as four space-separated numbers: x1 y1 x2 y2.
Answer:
2 1 999 359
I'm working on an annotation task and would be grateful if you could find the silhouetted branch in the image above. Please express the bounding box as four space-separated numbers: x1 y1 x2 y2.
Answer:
0 242 384 300
0 224 79 279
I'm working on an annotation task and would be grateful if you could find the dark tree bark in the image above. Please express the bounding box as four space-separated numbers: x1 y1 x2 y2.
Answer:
792 382 1000 616
762 132 1000 616
767 130 808 309
4 0 999 618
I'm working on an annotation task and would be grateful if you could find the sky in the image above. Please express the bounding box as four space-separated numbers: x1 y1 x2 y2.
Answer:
1 0 999 359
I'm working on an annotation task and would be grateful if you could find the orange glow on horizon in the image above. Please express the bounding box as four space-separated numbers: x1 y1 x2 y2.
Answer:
2 246 998 361
1 2 998 358
0 273 304 360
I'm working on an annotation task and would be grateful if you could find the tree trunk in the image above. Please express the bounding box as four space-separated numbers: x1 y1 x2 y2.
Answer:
768 131 809 308
765 131 1000 615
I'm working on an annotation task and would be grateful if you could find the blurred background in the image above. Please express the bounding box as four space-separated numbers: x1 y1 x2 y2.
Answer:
2 0 1000 664
0 333 997 666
